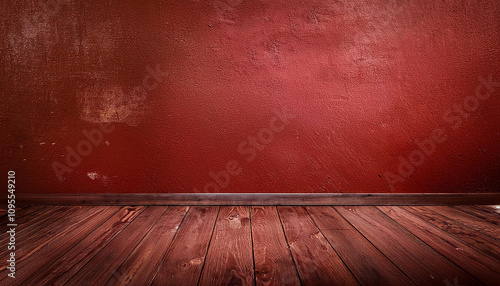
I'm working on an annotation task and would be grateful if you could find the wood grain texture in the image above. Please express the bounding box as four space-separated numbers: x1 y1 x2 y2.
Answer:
0 206 98 267
405 206 500 262
335 206 481 285
475 205 500 215
18 193 500 205
402 206 500 260
65 206 166 286
306 206 414 286
251 206 301 286
0 205 46 220
424 206 500 240
28 206 145 285
453 205 500 226
152 206 219 286
9 205 500 285
277 206 358 286
106 206 189 286
0 205 65 239
198 206 254 286
378 206 500 285
1 206 120 285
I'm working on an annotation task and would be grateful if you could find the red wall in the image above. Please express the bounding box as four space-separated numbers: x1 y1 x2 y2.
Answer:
1 0 499 194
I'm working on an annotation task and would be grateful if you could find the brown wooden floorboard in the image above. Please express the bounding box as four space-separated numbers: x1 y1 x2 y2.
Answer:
278 206 359 286
453 205 500 226
0 205 67 244
0 206 120 286
0 206 100 267
251 206 301 286
306 206 414 286
151 206 219 286
335 206 481 285
405 206 500 261
0 205 46 221
4 205 500 285
378 206 500 285
427 206 500 240
27 206 145 285
65 206 167 286
107 206 189 286
198 206 254 286
474 205 500 216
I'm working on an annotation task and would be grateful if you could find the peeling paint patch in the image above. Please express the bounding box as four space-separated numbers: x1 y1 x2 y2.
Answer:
79 85 147 126
87 172 99 180
87 172 110 185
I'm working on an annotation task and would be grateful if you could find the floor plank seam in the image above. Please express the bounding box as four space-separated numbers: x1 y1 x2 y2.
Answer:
105 206 170 285
147 205 191 286
333 206 418 285
7 205 500 286
304 206 362 286
32 206 122 283
194 206 221 286
377 206 485 285
65 206 147 284
275 206 304 286
248 206 257 286
423 206 500 242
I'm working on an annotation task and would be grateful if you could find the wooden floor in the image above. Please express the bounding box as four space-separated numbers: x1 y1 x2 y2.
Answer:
1 205 499 285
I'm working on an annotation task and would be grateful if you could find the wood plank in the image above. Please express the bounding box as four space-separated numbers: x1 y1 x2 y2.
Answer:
198 206 254 286
65 206 166 286
0 205 66 238
306 206 414 286
106 206 189 286
28 206 145 285
17 193 500 205
335 206 481 285
1 205 27 218
151 206 219 286
378 206 500 285
4 204 498 285
251 206 301 286
1 206 121 285
475 205 500 215
0 206 100 267
423 206 500 240
0 205 45 220
405 206 500 261
453 205 500 226
9 205 47 219
277 206 358 286
0 205 50 245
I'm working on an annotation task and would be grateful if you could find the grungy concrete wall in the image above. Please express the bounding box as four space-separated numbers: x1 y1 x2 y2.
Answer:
1 0 499 194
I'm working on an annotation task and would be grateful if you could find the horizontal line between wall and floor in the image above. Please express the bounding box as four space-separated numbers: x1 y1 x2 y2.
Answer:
17 193 500 206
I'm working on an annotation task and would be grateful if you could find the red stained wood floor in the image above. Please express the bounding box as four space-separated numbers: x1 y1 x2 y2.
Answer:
1 205 499 285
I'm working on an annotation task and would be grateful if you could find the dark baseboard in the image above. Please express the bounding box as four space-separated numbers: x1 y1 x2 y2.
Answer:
17 193 500 206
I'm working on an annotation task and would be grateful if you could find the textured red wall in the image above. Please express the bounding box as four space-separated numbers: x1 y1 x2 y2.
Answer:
1 0 499 194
